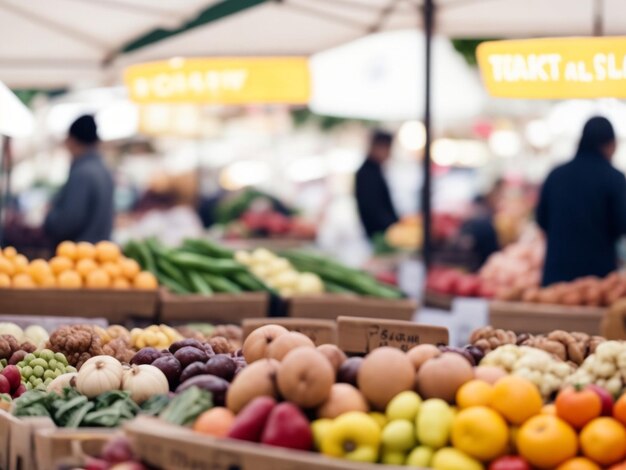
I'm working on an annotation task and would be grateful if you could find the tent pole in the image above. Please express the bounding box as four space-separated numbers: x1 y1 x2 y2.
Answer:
422 0 434 270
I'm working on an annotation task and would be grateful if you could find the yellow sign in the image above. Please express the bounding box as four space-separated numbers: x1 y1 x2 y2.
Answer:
477 37 626 99
124 57 310 105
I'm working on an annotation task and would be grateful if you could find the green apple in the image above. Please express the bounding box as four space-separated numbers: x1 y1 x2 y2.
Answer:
406 446 434 467
416 399 454 449
381 450 406 465
431 448 483 470
320 411 381 463
386 390 422 422
311 419 333 450
381 420 416 452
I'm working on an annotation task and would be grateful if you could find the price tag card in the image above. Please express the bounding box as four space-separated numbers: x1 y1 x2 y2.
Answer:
337 316 448 355
241 318 337 345
451 297 490 346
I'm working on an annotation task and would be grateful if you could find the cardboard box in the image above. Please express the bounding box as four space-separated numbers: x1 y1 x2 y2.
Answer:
601 304 626 339
288 294 417 321
337 316 449 354
242 317 338 345
125 416 410 470
0 288 157 324
159 291 268 324
490 301 605 335
34 428 118 470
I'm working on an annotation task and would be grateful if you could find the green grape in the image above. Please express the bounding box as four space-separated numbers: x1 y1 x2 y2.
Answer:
16 361 25 368
43 370 55 380
25 382 32 390
39 350 54 361
24 353 35 363
28 376 38 386
48 359 58 370
67 366 77 373
30 358 47 369
54 368 64 376
21 366 33 378
32 366 44 378
54 353 68 365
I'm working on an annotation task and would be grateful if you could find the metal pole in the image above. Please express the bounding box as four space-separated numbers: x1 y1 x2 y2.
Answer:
422 0 434 270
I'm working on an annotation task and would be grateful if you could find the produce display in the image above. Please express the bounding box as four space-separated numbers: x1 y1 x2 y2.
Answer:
0 242 157 289
426 267 492 298
384 214 461 251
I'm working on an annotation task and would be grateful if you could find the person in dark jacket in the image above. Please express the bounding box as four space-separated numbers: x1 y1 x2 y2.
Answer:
44 115 114 244
355 130 399 239
537 116 626 286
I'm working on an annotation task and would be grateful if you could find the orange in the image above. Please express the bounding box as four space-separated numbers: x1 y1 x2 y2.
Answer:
101 262 122 279
517 415 578 469
557 457 601 470
119 258 140 280
85 269 111 289
3 246 17 259
12 254 28 274
451 406 509 461
0 258 14 276
28 259 52 285
609 463 626 470
492 376 543 425
112 277 130 289
456 380 494 409
95 241 121 263
76 258 98 278
49 256 73 275
39 275 56 288
556 386 602 430
580 418 626 466
57 270 82 289
0 273 10 288
76 242 96 260
12 273 35 289
134 271 158 290
613 394 626 427
57 241 77 260
193 407 235 437
542 404 557 415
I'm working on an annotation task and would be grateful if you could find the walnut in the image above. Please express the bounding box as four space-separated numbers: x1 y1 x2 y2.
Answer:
0 335 20 359
208 336 232 354
524 336 567 361
102 338 135 364
176 327 207 343
470 326 517 352
588 336 605 354
19 342 37 353
46 325 103 369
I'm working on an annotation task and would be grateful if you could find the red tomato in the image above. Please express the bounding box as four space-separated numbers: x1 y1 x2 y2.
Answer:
489 456 532 470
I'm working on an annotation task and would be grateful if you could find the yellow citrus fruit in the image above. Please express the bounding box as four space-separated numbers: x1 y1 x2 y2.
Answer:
112 277 130 289
456 380 495 409
0 257 15 276
556 457 601 470
0 273 10 287
134 271 158 290
451 406 509 461
12 273 35 288
101 262 122 279
517 415 578 469
85 269 111 289
76 242 96 260
580 417 626 466
49 256 73 275
39 274 57 288
119 258 140 280
28 259 53 285
56 241 77 260
95 241 121 263
13 254 28 274
76 258 98 278
3 246 17 259
492 376 543 425
57 270 82 289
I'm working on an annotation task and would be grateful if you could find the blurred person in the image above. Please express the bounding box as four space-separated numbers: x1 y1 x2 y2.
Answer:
355 130 399 239
458 180 503 270
537 116 626 285
44 115 114 244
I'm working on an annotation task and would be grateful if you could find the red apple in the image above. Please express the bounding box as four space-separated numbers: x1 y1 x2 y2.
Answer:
588 384 614 416
228 396 277 442
12 384 26 398
1 365 21 393
261 402 313 451
0 376 10 395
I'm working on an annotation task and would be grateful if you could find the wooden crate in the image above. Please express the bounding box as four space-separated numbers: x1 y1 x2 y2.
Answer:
125 416 412 470
0 288 157 324
34 428 118 470
489 301 605 335
423 291 454 311
159 291 268 324
288 294 417 321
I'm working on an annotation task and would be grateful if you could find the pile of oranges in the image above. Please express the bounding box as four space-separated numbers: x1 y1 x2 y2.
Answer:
0 241 158 290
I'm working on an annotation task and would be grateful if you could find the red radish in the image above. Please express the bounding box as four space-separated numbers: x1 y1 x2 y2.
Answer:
0 376 9 394
12 384 26 398
1 365 21 393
